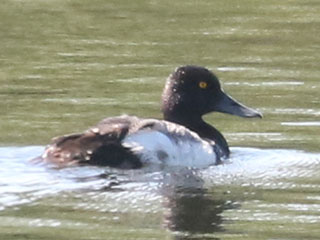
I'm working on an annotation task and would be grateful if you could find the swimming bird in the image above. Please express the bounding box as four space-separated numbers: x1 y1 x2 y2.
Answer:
37 65 262 169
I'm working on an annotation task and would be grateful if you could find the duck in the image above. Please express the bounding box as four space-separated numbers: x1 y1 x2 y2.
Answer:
37 65 262 169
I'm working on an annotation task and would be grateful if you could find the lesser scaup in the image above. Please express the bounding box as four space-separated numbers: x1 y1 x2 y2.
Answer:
37 65 262 169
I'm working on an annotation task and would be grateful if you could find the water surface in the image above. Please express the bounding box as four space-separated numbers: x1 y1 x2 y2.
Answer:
1 0 320 239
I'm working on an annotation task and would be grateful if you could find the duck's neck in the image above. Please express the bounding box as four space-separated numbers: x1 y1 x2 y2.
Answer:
163 113 230 157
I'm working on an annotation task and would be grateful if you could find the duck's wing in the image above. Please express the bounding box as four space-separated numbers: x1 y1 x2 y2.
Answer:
36 116 142 168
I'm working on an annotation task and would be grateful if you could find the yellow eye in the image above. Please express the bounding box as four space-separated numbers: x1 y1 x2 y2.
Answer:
199 81 207 89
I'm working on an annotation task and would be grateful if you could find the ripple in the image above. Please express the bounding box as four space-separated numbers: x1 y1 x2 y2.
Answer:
262 108 320 116
0 146 320 211
42 97 118 105
201 147 320 186
281 121 320 126
225 81 304 87
217 67 254 72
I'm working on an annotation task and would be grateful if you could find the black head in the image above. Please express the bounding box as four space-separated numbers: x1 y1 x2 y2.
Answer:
161 65 262 122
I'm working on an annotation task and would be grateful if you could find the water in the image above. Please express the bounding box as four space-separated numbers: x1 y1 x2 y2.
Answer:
1 147 320 239
1 0 320 239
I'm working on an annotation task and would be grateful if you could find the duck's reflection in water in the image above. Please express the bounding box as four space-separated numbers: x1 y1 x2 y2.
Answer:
74 167 237 239
161 169 236 239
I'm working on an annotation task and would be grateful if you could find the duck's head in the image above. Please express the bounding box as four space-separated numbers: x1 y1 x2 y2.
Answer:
161 65 262 122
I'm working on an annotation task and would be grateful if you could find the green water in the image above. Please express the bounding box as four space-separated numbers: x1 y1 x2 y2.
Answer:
1 0 320 239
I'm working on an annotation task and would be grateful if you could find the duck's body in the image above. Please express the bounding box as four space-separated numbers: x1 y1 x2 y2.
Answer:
38 65 262 169
43 115 219 168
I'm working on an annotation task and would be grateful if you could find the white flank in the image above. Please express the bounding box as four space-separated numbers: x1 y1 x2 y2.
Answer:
122 128 217 168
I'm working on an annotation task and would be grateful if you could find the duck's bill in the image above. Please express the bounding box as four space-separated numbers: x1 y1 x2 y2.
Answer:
214 91 262 118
